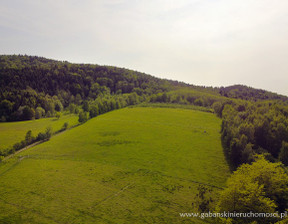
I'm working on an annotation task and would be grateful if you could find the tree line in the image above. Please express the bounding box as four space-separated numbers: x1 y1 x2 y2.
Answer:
77 92 145 123
0 127 53 160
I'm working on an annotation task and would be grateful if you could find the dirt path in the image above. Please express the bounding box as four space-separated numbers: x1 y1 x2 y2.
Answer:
3 140 44 161
2 125 78 162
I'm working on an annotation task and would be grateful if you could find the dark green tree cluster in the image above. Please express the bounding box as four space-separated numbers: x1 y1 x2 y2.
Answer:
0 89 64 121
78 92 144 123
219 85 287 101
220 100 288 169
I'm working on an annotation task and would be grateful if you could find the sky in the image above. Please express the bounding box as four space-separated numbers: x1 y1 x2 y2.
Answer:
0 0 288 96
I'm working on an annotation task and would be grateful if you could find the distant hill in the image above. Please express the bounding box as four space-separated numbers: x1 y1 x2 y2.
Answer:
219 84 288 101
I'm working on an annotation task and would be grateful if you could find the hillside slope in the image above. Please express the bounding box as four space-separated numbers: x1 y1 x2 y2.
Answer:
0 107 229 224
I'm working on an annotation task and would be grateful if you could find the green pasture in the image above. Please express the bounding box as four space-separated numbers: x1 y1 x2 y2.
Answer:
133 102 213 112
0 114 79 152
0 107 229 223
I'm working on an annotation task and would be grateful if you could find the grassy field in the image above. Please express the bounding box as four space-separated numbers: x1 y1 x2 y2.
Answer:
0 107 230 223
132 102 214 113
0 114 79 152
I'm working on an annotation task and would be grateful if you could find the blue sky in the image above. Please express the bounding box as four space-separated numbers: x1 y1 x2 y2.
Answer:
1 0 288 95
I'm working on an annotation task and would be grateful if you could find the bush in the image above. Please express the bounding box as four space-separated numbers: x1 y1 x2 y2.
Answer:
55 112 62 119
37 132 46 141
46 111 52 117
37 126 53 141
89 105 99 118
68 103 76 114
45 127 52 139
78 111 88 123
35 107 45 119
62 122 69 130
193 185 214 213
55 100 63 112
25 130 34 145
216 156 288 223
22 106 35 120
12 139 27 152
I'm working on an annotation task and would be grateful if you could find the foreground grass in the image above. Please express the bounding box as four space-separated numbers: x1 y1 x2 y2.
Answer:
0 114 79 152
0 107 229 223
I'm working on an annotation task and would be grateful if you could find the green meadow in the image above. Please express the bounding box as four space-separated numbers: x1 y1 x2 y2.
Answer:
0 114 79 152
0 107 230 223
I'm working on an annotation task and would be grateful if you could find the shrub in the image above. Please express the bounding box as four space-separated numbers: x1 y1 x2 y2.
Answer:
216 155 288 223
35 107 45 119
78 111 88 123
56 112 62 119
45 127 52 140
37 126 53 141
25 130 34 145
62 122 69 130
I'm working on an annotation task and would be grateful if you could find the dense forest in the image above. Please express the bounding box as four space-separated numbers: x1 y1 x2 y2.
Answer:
0 55 174 122
220 101 288 167
1 55 288 171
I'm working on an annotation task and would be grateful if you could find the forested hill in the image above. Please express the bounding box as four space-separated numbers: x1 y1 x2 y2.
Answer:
1 54 287 123
0 54 188 122
0 54 176 97
1 55 286 102
220 84 288 101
